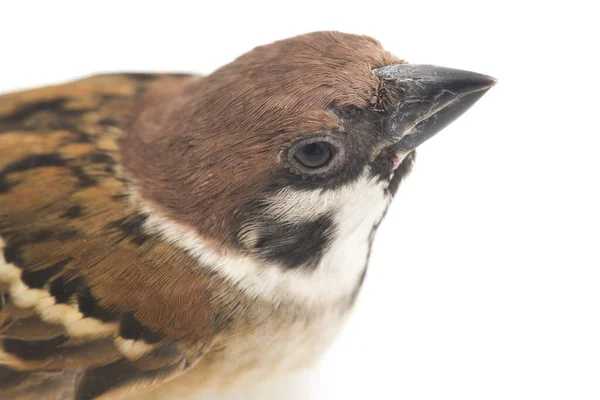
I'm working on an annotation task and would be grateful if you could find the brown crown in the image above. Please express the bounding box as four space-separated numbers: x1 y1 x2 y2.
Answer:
121 31 399 243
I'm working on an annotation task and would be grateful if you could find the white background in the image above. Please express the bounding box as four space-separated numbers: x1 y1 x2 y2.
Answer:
1 1 599 399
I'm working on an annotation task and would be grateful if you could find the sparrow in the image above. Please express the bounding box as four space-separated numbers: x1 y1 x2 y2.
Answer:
0 31 495 399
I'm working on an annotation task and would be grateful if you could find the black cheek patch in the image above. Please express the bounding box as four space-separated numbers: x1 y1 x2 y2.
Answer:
252 214 335 269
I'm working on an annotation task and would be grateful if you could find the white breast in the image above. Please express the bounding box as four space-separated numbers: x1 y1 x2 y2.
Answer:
133 308 349 400
133 170 391 399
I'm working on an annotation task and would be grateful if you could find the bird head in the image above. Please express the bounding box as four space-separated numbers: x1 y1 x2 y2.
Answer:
121 31 494 304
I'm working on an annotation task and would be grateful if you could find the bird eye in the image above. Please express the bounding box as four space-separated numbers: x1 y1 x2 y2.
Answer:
293 142 333 168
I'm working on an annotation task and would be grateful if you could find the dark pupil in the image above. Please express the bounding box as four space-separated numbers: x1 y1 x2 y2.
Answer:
295 142 332 168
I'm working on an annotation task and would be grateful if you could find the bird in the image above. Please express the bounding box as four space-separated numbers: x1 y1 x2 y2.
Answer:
0 31 495 399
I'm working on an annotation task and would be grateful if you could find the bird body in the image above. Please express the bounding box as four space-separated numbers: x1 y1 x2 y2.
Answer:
0 32 494 399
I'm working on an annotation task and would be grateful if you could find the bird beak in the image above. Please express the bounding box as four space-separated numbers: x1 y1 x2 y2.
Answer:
373 64 496 151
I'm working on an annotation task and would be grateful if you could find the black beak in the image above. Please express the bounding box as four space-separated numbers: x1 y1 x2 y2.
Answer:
373 64 496 151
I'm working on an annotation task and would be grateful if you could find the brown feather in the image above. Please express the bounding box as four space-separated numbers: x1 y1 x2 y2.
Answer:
0 31 404 399
0 73 217 398
122 31 400 243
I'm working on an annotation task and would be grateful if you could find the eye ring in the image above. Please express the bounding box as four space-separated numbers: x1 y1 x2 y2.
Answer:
293 142 333 168
285 135 345 178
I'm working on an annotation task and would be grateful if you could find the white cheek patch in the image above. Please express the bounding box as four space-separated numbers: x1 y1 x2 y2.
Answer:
143 171 391 309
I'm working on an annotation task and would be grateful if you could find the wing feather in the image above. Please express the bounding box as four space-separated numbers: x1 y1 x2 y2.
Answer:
0 73 215 399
